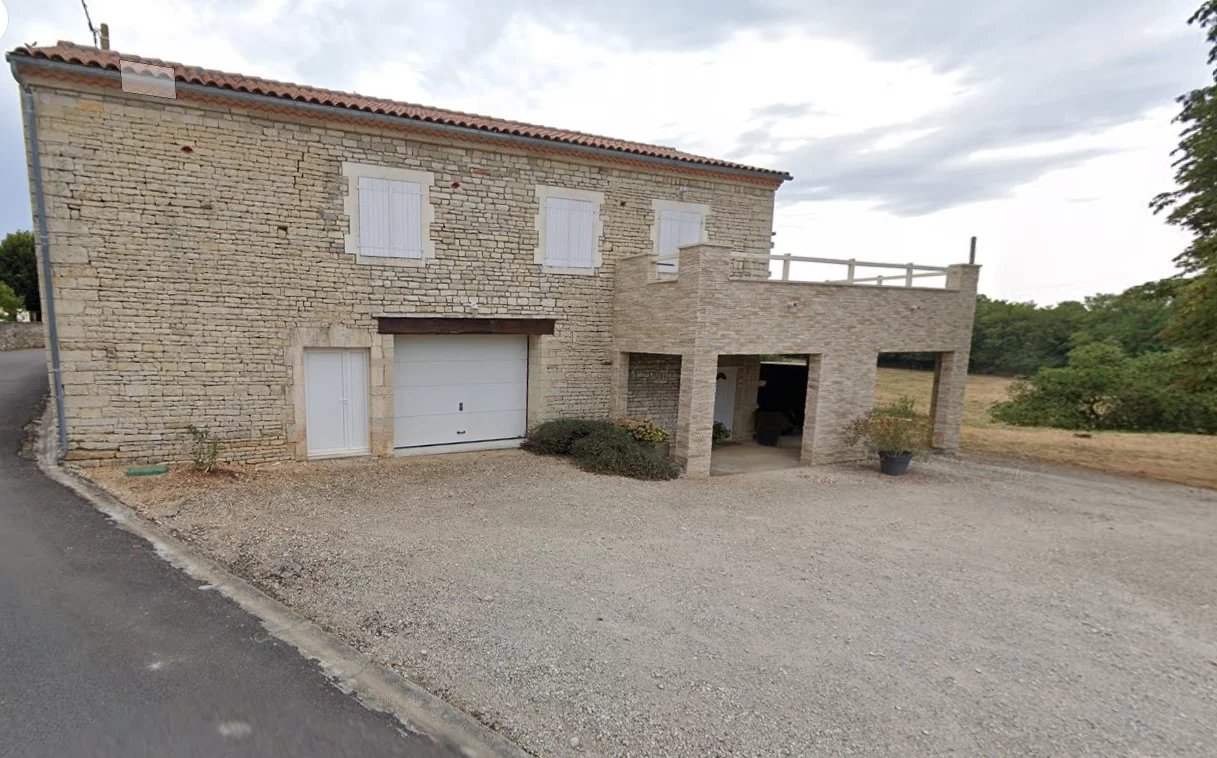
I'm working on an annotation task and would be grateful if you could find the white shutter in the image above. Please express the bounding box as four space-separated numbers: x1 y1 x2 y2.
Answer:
545 196 596 269
359 177 423 258
545 197 571 267
567 199 595 268
359 177 391 257
658 209 703 271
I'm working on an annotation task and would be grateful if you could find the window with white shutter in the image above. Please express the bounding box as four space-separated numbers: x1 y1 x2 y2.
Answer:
343 163 435 265
651 199 709 272
358 177 422 258
535 186 604 273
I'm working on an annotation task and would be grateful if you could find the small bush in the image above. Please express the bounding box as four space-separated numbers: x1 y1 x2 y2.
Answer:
615 417 669 444
522 418 619 454
844 396 933 456
525 418 680 480
186 424 220 472
570 427 681 480
712 421 732 445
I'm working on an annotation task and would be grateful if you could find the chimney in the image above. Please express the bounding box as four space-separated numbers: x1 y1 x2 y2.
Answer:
99 23 110 50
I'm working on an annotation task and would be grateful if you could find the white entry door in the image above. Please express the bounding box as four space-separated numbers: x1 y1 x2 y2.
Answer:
304 349 370 458
714 367 738 431
394 335 528 449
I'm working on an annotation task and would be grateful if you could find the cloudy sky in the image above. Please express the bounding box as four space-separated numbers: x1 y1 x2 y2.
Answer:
0 0 1209 302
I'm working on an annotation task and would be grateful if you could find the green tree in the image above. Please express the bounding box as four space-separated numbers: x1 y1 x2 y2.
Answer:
0 231 38 321
968 296 1089 375
1073 277 1183 355
1150 2 1217 388
991 343 1217 433
0 282 22 321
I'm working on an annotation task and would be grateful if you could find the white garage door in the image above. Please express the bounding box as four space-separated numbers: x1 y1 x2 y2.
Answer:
394 335 528 449
304 349 370 458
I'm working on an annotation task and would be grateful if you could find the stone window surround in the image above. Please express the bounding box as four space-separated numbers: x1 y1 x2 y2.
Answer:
533 184 605 275
649 197 711 258
342 162 437 267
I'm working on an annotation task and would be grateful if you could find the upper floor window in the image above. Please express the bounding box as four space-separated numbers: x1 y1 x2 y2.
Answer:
343 163 435 266
652 199 709 272
535 185 604 274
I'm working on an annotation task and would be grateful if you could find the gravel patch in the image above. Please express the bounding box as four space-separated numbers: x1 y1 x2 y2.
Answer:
88 452 1217 756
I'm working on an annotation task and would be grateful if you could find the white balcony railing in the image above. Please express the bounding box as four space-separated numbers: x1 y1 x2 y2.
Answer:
764 254 950 287
652 251 952 288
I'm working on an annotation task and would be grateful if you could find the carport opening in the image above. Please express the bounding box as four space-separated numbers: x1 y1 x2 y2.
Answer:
711 354 807 476
876 352 937 418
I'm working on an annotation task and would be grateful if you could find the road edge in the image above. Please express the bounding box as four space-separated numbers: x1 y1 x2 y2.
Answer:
34 404 531 758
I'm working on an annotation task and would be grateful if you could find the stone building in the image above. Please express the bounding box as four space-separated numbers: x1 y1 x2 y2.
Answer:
11 41 979 476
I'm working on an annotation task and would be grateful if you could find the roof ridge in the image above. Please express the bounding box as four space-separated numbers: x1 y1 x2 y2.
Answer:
11 41 790 180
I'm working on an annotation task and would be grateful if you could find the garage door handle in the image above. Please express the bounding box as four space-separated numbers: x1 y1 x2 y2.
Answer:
456 430 466 435
459 402 463 411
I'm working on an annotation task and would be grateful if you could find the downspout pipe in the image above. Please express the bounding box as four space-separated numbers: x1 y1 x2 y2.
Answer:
19 82 69 460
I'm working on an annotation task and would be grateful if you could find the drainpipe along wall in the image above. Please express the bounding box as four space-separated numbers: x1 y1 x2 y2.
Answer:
18 81 69 459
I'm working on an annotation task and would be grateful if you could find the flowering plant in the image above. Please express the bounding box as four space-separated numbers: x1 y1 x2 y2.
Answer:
615 417 670 444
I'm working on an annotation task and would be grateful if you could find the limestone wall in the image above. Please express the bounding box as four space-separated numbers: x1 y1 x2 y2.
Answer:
21 80 777 463
0 322 45 351
625 353 681 433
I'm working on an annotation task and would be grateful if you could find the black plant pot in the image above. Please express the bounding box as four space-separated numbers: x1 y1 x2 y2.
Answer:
754 412 786 447
879 452 912 476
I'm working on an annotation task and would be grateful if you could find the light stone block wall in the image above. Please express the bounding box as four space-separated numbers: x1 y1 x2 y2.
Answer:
625 353 681 432
613 245 980 476
22 81 777 464
0 322 45 351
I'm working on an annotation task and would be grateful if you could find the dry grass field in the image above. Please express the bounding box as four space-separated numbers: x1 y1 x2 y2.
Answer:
876 368 1217 490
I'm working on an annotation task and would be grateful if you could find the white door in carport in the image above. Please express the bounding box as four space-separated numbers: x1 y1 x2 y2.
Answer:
394 335 528 448
304 349 370 458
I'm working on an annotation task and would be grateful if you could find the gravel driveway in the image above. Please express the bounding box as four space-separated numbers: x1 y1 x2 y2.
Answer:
91 452 1217 756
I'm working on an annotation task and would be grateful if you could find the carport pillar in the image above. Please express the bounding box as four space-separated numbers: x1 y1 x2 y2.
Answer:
801 351 879 465
609 351 630 420
674 350 718 478
930 351 967 452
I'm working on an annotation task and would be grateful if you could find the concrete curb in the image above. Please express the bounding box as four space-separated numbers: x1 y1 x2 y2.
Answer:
34 406 530 758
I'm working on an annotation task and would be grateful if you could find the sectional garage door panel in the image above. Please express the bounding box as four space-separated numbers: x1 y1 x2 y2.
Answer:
395 380 526 418
395 359 528 391
394 335 528 449
395 410 528 448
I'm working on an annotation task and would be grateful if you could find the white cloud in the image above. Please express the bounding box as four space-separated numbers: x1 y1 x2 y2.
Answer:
0 0 1205 304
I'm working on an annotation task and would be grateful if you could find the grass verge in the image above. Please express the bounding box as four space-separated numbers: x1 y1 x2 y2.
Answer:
876 368 1217 490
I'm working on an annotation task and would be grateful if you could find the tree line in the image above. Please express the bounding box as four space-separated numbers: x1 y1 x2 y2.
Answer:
0 231 38 321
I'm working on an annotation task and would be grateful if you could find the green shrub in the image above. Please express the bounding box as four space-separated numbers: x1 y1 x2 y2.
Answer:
569 427 680 480
990 343 1217 433
524 418 680 480
522 418 619 454
712 421 731 445
186 424 220 472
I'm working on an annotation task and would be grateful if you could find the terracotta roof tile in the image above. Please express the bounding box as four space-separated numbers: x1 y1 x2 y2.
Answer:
11 41 791 181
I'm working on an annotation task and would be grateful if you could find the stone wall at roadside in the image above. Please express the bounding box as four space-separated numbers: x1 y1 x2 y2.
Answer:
21 77 777 464
0 322 44 351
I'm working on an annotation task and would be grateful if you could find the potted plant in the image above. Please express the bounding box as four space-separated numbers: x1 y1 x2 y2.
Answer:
843 397 932 476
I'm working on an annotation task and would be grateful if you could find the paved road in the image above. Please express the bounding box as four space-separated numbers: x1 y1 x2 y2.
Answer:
0 349 450 757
